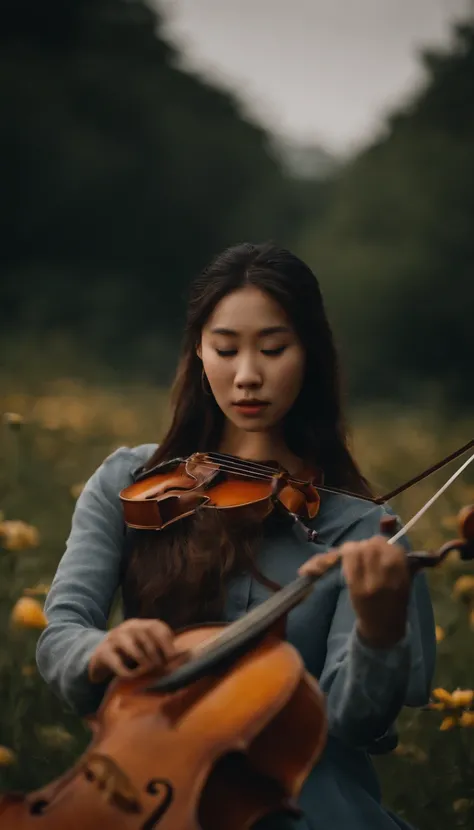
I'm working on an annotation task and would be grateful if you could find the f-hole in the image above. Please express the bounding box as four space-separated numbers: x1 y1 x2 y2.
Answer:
142 779 174 829
29 799 49 815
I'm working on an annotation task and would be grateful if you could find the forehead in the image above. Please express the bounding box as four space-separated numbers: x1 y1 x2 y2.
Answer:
205 285 290 332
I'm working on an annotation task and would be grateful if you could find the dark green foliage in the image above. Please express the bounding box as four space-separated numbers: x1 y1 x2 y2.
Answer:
299 22 474 409
0 0 322 380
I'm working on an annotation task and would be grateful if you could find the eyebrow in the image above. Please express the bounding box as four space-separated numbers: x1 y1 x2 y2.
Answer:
210 326 290 336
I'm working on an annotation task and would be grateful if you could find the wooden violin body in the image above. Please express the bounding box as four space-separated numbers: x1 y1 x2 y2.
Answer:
0 624 327 830
119 452 322 531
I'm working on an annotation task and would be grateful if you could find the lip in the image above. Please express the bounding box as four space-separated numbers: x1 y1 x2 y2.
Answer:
232 401 270 416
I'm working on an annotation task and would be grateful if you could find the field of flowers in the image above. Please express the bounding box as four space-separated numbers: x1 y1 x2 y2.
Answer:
0 377 473 829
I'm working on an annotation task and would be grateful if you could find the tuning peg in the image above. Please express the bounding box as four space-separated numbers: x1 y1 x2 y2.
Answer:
458 505 474 541
379 515 398 537
455 505 474 561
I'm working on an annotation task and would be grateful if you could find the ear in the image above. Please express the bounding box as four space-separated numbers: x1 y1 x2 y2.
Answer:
196 341 202 360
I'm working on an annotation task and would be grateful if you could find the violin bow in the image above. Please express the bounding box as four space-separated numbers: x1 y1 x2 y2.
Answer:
388 441 474 544
310 438 474 544
317 438 474 505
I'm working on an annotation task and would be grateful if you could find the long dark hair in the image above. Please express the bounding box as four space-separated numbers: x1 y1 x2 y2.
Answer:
122 242 371 628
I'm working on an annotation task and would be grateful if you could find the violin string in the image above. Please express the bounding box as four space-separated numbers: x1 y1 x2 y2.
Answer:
202 457 295 481
191 438 474 507
205 451 284 475
207 452 317 484
194 453 310 485
197 453 377 501
193 457 377 503
199 463 287 483
198 461 278 481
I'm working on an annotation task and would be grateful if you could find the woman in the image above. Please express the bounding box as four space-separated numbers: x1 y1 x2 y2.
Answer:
36 242 436 829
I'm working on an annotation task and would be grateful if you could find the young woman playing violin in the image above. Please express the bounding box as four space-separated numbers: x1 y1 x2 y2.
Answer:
36 242 436 830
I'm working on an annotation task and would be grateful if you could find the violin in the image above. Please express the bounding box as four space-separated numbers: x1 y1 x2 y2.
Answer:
119 439 474 533
119 452 323 531
1 502 473 830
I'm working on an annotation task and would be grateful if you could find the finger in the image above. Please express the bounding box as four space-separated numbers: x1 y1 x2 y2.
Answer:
125 659 161 678
298 549 341 577
345 538 408 593
342 546 366 588
133 630 166 664
104 648 138 678
146 621 177 660
363 537 407 576
115 633 152 668
381 545 410 586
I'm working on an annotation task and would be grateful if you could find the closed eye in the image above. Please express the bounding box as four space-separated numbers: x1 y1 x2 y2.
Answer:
261 346 287 356
216 349 237 357
216 345 287 357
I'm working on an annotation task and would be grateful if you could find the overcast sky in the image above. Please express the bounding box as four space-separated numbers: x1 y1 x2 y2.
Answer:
156 0 471 154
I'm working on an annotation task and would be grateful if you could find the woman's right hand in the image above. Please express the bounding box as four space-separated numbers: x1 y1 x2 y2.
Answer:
88 618 179 683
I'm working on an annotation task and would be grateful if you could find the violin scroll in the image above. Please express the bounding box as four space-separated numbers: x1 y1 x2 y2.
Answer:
405 505 474 570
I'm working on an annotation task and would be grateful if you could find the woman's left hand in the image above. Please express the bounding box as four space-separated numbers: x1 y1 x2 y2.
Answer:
298 535 411 649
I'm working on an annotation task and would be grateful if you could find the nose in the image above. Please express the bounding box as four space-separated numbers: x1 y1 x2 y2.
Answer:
234 353 263 390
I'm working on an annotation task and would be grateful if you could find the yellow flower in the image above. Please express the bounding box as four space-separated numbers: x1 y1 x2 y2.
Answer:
70 482 85 499
432 687 454 706
430 687 474 711
10 597 47 629
450 689 474 708
0 520 40 551
440 715 457 731
0 746 16 766
459 711 474 728
452 575 474 602
435 625 445 643
2 412 24 429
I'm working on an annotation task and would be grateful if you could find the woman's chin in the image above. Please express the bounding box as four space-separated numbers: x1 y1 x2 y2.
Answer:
227 412 278 434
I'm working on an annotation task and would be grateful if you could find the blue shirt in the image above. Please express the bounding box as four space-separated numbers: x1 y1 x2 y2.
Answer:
36 444 436 830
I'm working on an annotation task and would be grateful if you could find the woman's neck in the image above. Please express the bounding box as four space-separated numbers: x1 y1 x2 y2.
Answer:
218 425 305 478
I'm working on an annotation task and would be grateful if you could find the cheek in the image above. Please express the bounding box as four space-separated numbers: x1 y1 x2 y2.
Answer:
201 346 231 393
272 350 305 405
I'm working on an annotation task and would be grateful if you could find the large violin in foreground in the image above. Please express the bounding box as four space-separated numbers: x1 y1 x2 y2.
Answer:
0 479 473 830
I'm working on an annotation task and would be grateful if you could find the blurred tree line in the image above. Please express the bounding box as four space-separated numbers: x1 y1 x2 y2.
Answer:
0 0 326 383
299 20 474 409
0 1 473 410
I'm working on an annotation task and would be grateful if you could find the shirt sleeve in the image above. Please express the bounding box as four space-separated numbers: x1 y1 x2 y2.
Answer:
35 446 135 716
318 506 436 751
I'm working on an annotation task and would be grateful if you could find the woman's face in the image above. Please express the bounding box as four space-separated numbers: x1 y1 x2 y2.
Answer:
199 285 305 434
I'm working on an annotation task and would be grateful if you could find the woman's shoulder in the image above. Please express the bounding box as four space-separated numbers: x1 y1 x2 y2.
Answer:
316 490 400 548
116 442 159 475
85 443 159 495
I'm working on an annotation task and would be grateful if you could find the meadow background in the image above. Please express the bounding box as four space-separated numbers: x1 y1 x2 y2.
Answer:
1 2 473 828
